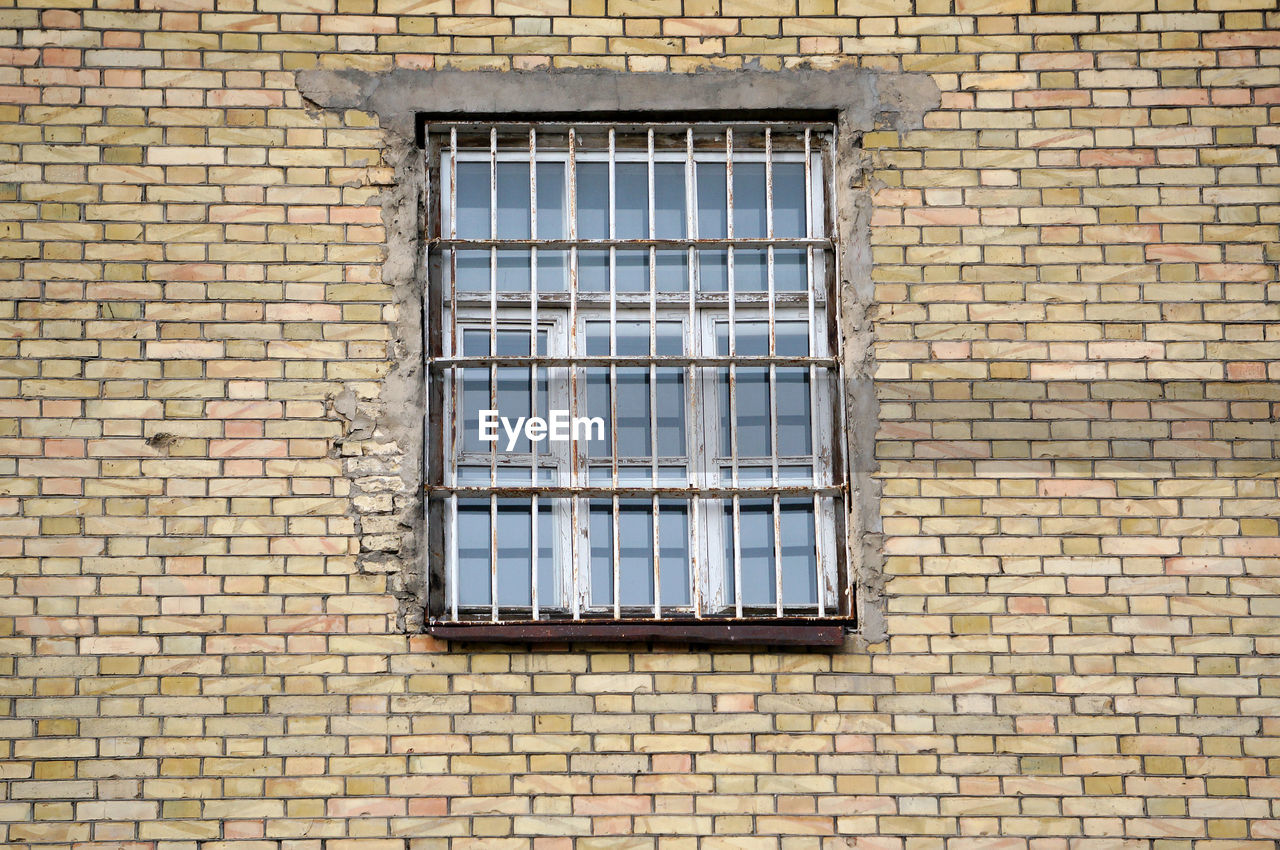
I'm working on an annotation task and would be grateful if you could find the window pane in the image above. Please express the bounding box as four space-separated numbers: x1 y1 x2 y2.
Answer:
536 161 565 239
774 247 806 291
655 250 688 292
578 249 608 293
577 162 608 239
698 249 727 292
653 163 686 239
615 162 648 239
773 162 807 238
658 502 690 608
616 250 647 293
780 500 818 607
459 329 547 454
724 499 775 608
696 162 726 238
455 161 489 238
496 162 530 239
586 322 684 460
456 499 556 609
732 161 766 239
454 249 488 291
589 500 662 609
733 247 766 292
457 500 491 606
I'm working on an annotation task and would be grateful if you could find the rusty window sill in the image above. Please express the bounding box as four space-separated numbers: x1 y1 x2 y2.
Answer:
426 618 852 646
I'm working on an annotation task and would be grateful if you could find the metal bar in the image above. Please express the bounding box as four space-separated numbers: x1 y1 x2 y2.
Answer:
726 127 742 619
429 355 839 368
448 291 825 306
685 126 702 620
448 126 459 623
429 484 845 498
568 126 581 620
608 127 621 619
529 126 539 621
766 129 784 617
488 125 499 623
429 119 836 131
431 237 832 249
647 127 661 620
805 127 825 618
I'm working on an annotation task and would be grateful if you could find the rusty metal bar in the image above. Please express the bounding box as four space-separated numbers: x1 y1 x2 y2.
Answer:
568 126 581 620
429 484 844 498
766 128 784 617
608 126 621 620
448 126 460 623
647 127 662 620
488 125 499 623
726 127 743 618
529 125 540 621
429 355 837 368
430 237 832 249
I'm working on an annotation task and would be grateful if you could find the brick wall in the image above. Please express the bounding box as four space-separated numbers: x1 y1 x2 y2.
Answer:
3 1 1279 847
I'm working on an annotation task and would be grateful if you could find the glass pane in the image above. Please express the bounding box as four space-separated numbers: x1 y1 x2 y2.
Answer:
615 162 648 239
454 249 488 291
656 250 688 292
698 249 727 292
586 322 684 460
577 162 608 239
658 502 690 608
723 499 775 608
536 161 565 239
456 499 556 609
455 161 489 238
590 500 655 609
718 323 768 458
733 161 766 239
496 250 530 292
496 162 530 239
616 250 647 293
460 329 547 454
734 248 766 293
457 500 491 606
780 500 818 607
773 162 807 238
696 162 726 238
774 247 806 291
578 249 608 293
535 248 566 292
654 163 686 239
777 323 812 456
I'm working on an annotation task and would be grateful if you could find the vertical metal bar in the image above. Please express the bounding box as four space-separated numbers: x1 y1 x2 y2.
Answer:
726 127 742 618
804 128 825 617
608 127 620 620
647 128 661 619
488 126 499 623
568 127 581 619
766 128 783 617
449 127 459 623
685 126 702 618
529 127 539 620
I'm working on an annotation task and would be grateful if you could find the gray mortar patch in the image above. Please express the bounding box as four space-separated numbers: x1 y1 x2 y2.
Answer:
297 66 940 644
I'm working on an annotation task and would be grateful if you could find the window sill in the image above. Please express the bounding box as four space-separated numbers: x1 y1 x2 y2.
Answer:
425 618 851 646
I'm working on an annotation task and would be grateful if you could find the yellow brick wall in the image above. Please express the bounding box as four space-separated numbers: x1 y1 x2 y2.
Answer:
3 1 1279 847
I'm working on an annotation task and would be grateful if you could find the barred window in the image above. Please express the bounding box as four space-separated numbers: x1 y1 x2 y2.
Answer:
423 121 851 643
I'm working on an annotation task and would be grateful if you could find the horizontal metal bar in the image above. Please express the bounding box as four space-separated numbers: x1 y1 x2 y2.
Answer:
426 618 851 646
427 484 844 498
429 355 836 368
432 237 832 250
448 292 825 305
428 121 835 132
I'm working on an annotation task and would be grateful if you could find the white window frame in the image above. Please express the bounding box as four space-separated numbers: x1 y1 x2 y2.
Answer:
425 122 850 624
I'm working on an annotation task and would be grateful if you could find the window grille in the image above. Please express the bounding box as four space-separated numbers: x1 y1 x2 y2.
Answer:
423 121 851 631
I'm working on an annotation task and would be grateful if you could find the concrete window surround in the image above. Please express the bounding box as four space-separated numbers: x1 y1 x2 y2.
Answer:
297 67 940 644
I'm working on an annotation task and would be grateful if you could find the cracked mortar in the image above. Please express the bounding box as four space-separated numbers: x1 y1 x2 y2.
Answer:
297 66 940 641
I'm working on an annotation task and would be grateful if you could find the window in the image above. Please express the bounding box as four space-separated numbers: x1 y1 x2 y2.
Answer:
423 121 851 641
